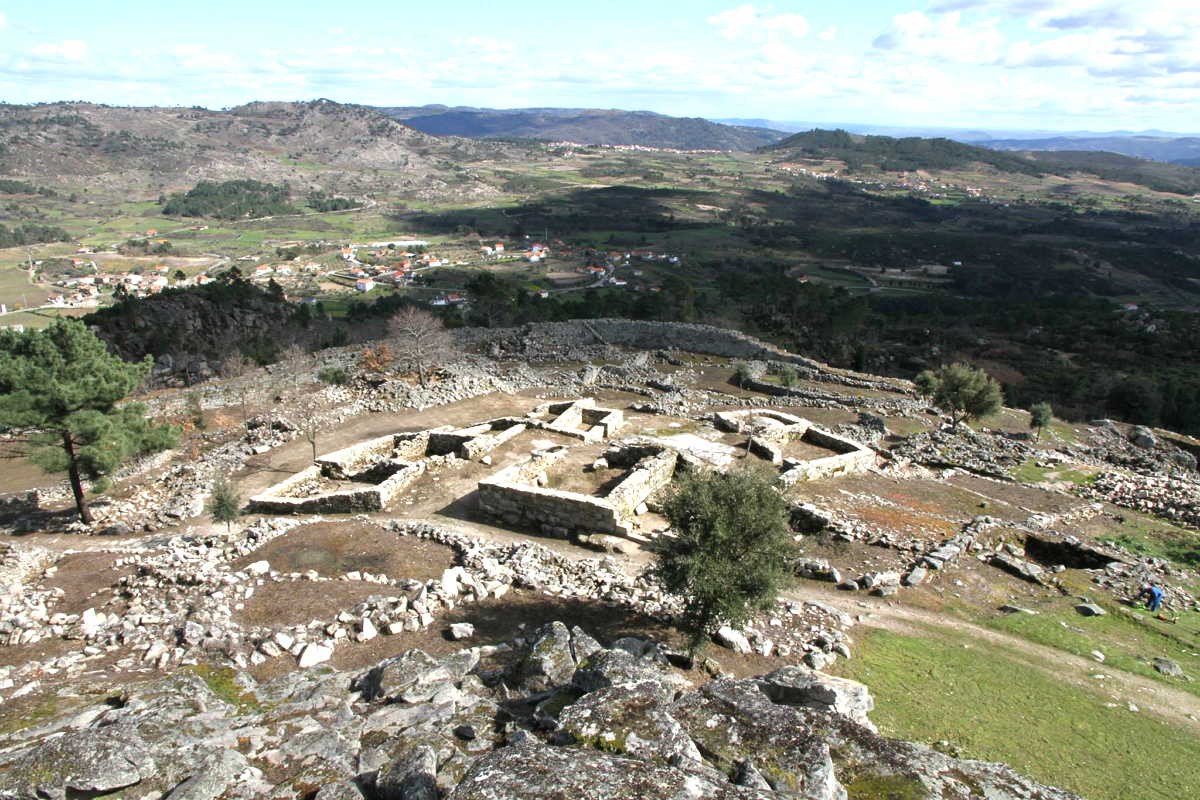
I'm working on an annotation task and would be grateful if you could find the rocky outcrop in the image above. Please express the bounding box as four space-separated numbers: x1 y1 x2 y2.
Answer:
0 623 1082 800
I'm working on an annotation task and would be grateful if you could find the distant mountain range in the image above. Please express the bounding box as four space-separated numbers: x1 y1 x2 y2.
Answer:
971 135 1200 166
720 118 1200 166
376 105 787 151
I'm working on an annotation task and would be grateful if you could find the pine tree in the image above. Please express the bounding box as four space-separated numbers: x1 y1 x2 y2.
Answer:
0 319 178 523
208 477 241 533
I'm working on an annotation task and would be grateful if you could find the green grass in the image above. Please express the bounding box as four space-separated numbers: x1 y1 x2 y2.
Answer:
982 591 1200 697
835 627 1200 800
1089 512 1200 569
0 694 80 735
188 664 262 712
1009 458 1097 486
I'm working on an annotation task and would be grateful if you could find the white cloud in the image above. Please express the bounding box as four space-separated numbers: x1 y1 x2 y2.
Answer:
31 40 88 62
707 5 809 41
708 5 759 40
0 12 8 30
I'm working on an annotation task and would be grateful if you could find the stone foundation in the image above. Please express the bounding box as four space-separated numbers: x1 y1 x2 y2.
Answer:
713 409 874 484
779 428 875 485
528 398 624 442
478 443 678 539
247 433 435 514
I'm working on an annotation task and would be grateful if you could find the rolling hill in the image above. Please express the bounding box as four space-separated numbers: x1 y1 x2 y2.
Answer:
377 105 787 150
0 99 504 199
766 128 1200 194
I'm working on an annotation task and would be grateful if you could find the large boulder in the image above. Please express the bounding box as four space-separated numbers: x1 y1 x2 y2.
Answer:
571 648 688 699
0 726 156 797
757 666 876 732
518 621 578 692
671 680 845 800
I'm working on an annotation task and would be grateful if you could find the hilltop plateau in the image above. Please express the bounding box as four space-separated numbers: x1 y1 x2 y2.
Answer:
2 320 1199 799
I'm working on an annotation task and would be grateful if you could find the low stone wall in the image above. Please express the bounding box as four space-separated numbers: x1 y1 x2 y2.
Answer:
318 432 432 479
463 320 914 394
478 446 626 538
529 398 624 443
606 450 678 517
247 461 427 514
477 444 673 539
429 419 528 461
0 492 39 521
714 409 808 433
779 427 875 485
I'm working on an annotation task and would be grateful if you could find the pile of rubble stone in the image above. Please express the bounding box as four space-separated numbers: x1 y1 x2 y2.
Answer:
1081 471 1200 529
891 427 1033 478
0 518 856 702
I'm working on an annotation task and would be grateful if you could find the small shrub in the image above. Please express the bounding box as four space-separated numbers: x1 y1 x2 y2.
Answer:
318 366 349 385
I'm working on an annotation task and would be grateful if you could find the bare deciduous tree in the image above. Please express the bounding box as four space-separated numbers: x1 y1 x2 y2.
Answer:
388 307 455 387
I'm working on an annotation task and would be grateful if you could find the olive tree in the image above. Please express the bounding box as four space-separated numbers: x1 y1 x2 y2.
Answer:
915 362 1003 430
653 466 796 656
1030 401 1053 440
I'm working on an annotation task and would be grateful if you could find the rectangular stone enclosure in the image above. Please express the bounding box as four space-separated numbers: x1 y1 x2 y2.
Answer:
477 442 678 539
247 432 433 514
713 410 874 484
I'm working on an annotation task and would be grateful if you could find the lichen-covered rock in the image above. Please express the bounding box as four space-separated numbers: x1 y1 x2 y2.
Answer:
377 744 438 800
0 726 156 798
671 679 845 800
559 679 703 765
571 648 688 699
446 740 774 800
163 750 256 800
518 621 577 691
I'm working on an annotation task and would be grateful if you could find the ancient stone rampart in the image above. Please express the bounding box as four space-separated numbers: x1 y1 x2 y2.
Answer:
463 320 914 394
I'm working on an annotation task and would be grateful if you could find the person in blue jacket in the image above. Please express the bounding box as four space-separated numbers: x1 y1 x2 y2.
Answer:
1136 584 1165 612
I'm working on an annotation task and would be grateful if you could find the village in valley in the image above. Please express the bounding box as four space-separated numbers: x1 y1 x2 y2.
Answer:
1 223 686 330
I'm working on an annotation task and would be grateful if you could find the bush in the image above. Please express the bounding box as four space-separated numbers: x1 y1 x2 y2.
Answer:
778 365 799 387
653 466 796 655
318 366 349 385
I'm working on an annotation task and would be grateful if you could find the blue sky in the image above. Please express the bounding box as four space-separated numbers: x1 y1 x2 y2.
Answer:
2 1 1198 132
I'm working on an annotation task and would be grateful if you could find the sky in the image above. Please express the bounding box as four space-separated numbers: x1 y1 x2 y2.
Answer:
1 1 1198 133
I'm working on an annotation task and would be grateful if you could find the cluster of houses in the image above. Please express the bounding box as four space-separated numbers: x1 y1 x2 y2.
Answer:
337 240 464 293
481 240 563 263
46 263 216 307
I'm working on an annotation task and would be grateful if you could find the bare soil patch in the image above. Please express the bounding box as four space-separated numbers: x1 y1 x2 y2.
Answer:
234 579 394 629
945 473 1084 516
40 551 134 616
231 520 456 580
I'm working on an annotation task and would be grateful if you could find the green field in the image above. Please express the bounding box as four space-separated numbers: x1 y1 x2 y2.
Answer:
836 627 1200 800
